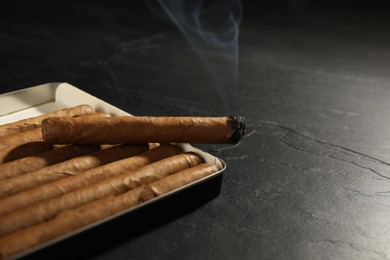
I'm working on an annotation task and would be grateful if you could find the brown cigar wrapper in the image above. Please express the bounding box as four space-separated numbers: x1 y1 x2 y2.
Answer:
0 163 219 258
0 112 113 180
0 187 153 259
0 144 149 199
0 112 111 150
149 163 220 195
0 144 181 216
0 104 94 138
0 145 99 183
0 124 38 138
0 127 43 149
42 116 246 144
0 152 203 237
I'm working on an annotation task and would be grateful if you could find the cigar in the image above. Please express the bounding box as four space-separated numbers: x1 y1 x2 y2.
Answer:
0 144 148 198
0 112 111 150
41 116 247 144
0 187 153 258
0 124 37 138
0 163 219 258
0 145 99 182
149 163 220 195
0 104 94 138
0 128 43 149
0 144 181 216
0 152 203 237
0 142 53 163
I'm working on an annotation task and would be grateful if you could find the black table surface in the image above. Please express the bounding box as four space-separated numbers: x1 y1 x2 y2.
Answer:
1 1 390 259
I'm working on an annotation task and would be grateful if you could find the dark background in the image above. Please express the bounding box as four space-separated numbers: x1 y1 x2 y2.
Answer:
1 1 390 259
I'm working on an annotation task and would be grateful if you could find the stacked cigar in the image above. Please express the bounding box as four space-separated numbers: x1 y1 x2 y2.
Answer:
0 104 246 258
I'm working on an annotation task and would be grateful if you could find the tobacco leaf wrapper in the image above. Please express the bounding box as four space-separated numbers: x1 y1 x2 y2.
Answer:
0 105 227 258
0 163 219 258
42 116 246 144
0 144 180 216
0 111 110 150
0 128 43 149
0 104 94 138
0 144 149 199
0 152 203 237
0 145 99 183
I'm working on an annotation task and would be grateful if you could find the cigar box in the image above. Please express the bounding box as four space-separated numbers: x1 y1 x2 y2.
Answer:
0 82 225 259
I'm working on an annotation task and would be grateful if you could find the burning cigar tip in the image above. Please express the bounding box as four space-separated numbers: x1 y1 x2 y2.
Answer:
229 116 246 143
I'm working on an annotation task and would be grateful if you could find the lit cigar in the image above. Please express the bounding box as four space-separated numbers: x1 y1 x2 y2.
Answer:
41 116 246 145
0 104 94 138
0 163 219 258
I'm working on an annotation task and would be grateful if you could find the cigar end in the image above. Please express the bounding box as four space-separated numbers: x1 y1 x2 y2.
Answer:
41 117 72 144
229 116 246 143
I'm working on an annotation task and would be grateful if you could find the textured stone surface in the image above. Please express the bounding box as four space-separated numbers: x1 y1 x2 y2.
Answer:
1 1 390 259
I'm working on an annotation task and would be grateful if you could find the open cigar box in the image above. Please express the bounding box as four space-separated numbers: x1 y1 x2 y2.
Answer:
0 82 225 259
